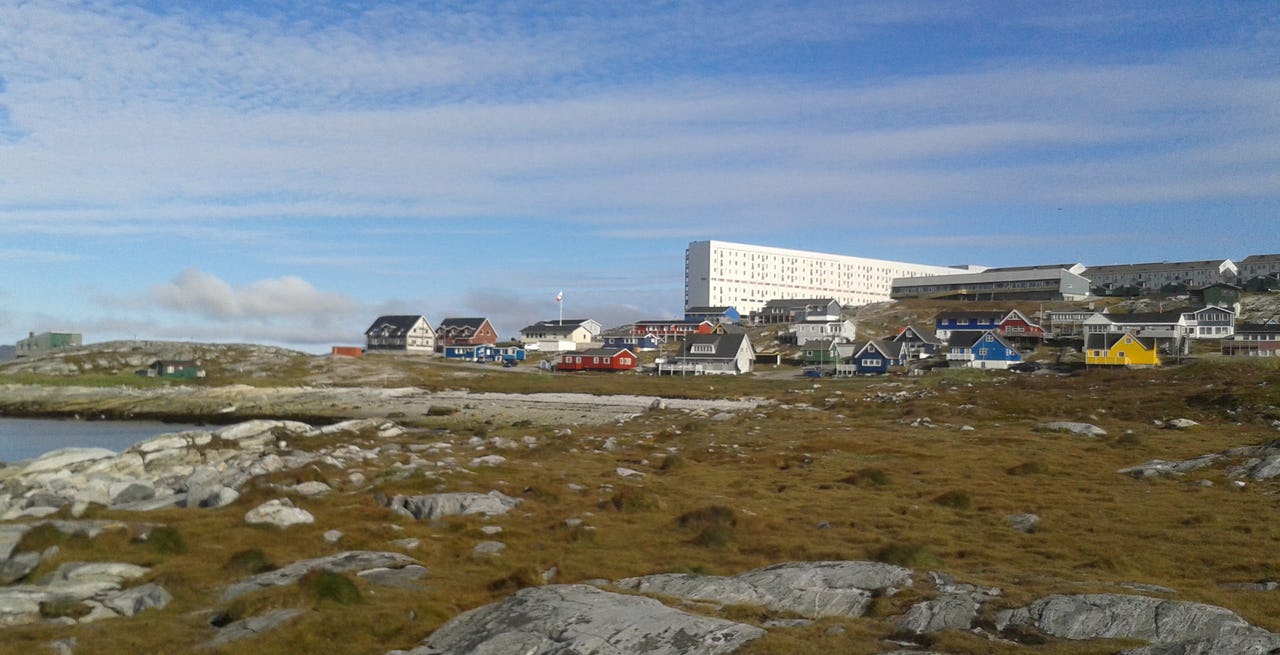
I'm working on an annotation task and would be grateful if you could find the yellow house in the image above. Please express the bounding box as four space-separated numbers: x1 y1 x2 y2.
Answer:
1084 331 1160 367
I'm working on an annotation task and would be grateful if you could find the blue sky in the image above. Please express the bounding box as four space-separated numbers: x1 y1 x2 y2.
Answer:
1 1 1277 351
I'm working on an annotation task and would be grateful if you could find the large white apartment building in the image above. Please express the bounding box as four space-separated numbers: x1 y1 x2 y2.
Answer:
684 240 958 314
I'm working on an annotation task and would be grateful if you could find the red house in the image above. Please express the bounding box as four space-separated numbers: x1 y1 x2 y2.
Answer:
630 320 714 338
556 347 638 372
435 317 499 352
997 309 1045 339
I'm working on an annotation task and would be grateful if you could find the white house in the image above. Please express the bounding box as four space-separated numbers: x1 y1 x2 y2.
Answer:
790 319 856 346
662 333 755 375
518 319 603 352
365 315 435 353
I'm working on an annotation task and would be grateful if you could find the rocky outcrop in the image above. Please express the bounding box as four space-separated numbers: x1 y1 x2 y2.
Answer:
381 491 521 521
221 551 420 602
996 593 1280 654
202 609 307 649
0 419 401 519
1036 422 1107 437
391 584 765 655
0 560 171 627
1119 439 1280 481
616 561 912 619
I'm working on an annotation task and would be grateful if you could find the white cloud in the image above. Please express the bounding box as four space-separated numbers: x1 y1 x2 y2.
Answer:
147 268 360 322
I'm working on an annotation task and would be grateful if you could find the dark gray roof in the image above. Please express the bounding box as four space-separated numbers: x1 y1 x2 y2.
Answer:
438 317 489 330
365 315 426 336
1085 331 1158 350
679 333 748 359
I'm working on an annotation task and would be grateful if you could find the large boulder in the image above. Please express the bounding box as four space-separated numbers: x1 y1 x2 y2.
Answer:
393 584 764 655
383 491 521 521
244 499 314 528
996 593 1280 654
1037 422 1107 437
617 561 912 620
895 593 979 634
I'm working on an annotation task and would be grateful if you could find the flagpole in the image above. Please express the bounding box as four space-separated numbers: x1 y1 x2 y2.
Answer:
556 290 563 325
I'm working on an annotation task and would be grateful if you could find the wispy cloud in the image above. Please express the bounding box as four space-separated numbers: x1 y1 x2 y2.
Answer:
0 249 81 263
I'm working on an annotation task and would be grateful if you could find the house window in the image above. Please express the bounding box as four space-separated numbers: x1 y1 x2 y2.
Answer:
861 358 882 367
592 357 600 364
691 344 715 354
604 357 611 364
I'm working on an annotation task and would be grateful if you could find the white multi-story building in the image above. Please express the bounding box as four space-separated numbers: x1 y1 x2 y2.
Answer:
684 240 957 315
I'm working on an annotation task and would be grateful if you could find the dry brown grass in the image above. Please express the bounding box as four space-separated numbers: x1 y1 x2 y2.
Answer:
2 357 1280 654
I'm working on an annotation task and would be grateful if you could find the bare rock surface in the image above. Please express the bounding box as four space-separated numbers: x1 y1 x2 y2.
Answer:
996 593 1280 654
202 609 307 649
1036 422 1107 437
1120 439 1280 481
391 583 765 655
221 551 419 602
382 491 521 521
243 499 315 528
617 560 912 619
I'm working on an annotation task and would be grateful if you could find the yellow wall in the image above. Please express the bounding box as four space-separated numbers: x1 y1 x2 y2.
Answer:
1085 335 1160 366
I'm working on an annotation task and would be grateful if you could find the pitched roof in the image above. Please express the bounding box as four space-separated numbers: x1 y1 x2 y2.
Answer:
893 324 943 345
1103 310 1186 324
1235 323 1280 335
685 306 734 314
520 319 594 335
947 330 988 348
679 333 750 359
438 317 489 330
1086 331 1158 351
572 347 635 358
365 315 426 336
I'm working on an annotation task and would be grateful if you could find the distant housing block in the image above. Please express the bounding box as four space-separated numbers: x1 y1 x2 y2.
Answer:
1082 260 1237 296
890 267 1090 302
684 240 956 315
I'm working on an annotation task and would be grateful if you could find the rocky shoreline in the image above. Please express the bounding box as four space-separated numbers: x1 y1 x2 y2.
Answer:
0 384 768 429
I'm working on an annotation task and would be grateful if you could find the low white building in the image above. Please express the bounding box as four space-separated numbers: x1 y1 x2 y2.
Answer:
518 319 602 352
790 319 856 346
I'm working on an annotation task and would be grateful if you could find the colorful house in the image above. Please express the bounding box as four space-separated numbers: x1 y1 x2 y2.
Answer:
1221 323 1280 357
630 320 715 339
142 360 205 379
934 311 1007 340
443 342 526 363
1085 331 1160 367
435 318 498 352
839 340 908 376
997 309 1045 340
946 330 1022 370
601 329 664 352
556 347 638 372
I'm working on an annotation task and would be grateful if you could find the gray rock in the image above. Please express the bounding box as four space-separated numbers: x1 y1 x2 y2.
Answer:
472 541 506 556
895 593 979 634
0 524 32 561
358 564 428 589
383 491 520 521
399 584 764 655
618 561 912 620
0 552 40 585
222 551 418 601
1166 418 1200 430
1008 513 1041 533
323 530 344 544
996 593 1280 654
1037 422 1107 437
202 609 306 649
289 481 332 497
108 481 156 506
244 499 314 528
1219 580 1280 592
46 637 76 655
101 582 172 617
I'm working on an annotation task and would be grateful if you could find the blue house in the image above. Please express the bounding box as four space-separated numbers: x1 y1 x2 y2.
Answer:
602 332 664 352
945 330 1022 370
443 343 526 363
684 306 741 325
934 311 1007 340
838 340 908 376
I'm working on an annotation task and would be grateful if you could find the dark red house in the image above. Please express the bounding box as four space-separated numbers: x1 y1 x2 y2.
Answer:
556 347 638 372
435 317 499 352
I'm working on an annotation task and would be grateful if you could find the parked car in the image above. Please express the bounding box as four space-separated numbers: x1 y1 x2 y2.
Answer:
502 360 518 368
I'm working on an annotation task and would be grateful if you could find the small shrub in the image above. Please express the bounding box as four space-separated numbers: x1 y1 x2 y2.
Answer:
426 406 457 417
658 454 685 473
302 570 362 606
1005 461 1045 476
932 490 972 511
39 598 92 620
609 487 660 513
486 566 544 593
874 543 942 568
225 549 276 575
840 467 889 487
135 526 188 555
678 505 738 548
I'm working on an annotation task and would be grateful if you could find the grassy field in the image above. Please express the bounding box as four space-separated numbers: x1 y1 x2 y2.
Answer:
2 354 1279 654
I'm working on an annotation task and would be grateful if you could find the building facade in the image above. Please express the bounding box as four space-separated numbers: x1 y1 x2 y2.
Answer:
890 268 1090 302
1082 260 1237 296
684 240 956 315
15 331 82 358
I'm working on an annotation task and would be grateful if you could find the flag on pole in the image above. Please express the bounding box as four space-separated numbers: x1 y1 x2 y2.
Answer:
555 291 563 303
